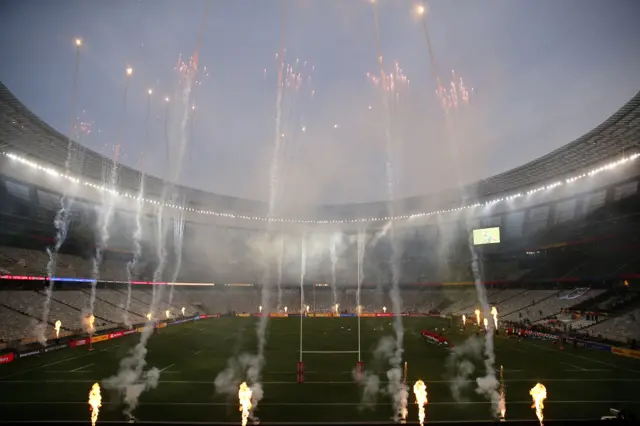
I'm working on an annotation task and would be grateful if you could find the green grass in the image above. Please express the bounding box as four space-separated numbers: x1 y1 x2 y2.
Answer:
1 316 639 423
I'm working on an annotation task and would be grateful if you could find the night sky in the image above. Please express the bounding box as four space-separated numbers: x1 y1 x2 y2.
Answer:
1 0 639 205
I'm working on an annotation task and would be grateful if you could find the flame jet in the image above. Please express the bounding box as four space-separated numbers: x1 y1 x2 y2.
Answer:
88 383 102 426
238 382 253 426
413 380 428 426
529 383 547 425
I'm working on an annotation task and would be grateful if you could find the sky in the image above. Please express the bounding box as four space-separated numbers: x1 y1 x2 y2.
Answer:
1 0 639 206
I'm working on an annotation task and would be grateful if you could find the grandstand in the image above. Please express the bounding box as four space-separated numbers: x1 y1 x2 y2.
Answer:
1 82 640 423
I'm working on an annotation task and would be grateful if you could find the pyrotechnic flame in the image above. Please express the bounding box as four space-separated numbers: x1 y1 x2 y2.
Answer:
529 383 547 425
483 317 489 330
413 380 428 426
54 320 62 339
334 303 339 314
284 306 288 313
165 310 170 319
84 315 95 334
181 307 185 316
146 313 152 321
491 306 498 330
462 314 466 326
383 306 387 313
238 382 253 426
88 382 102 426
474 309 480 325
499 365 506 420
259 305 263 313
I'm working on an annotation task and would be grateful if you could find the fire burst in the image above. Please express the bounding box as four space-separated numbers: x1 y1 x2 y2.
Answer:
529 383 547 425
165 309 170 319
366 60 410 104
84 314 95 334
474 309 480 326
461 314 466 326
435 69 472 113
413 380 428 426
88 382 102 426
238 382 253 426
499 365 506 420
54 320 61 339
146 313 152 321
483 317 489 331
491 306 499 330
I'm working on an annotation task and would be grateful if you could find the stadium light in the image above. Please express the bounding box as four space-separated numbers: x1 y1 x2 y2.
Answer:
2 151 637 225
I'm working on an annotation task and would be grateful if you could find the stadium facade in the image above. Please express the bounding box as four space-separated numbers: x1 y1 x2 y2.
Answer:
0 82 639 287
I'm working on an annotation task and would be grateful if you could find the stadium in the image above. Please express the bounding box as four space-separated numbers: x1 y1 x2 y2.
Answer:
1 77 640 423
2 2 640 424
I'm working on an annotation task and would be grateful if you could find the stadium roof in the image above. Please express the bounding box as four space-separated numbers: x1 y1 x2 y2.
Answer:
1 81 639 220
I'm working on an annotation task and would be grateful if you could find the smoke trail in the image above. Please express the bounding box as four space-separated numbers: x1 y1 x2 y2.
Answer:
124 173 145 328
103 280 166 418
419 11 500 416
277 236 284 308
268 1 287 215
168 203 186 307
445 336 483 402
37 40 83 345
370 3 406 420
233 1 287 414
330 234 338 306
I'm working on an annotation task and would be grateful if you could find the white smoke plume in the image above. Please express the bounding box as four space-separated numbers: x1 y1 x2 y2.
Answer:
124 174 145 328
214 353 265 421
446 336 483 402
103 252 167 418
469 242 501 417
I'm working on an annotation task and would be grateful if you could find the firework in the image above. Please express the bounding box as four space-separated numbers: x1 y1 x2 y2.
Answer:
475 309 481 326
499 365 506 420
483 317 489 331
462 314 466 326
165 309 170 319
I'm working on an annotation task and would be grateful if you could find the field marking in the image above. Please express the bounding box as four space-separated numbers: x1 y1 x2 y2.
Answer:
3 378 640 385
564 369 611 372
0 352 96 380
1 399 639 406
523 340 640 373
561 361 586 371
70 363 94 372
159 363 175 373
193 349 205 355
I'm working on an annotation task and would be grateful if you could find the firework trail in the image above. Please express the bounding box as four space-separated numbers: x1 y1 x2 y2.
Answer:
370 3 406 421
125 94 151 328
418 8 499 416
330 234 339 307
168 201 186 307
233 1 287 416
90 67 133 330
37 39 83 345
268 0 287 215
277 236 284 308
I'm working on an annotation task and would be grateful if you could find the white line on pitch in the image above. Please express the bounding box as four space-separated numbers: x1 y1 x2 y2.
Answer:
0 352 95 380
1 399 639 406
193 349 205 355
3 378 640 384
70 363 94 372
561 361 586 371
159 363 175 372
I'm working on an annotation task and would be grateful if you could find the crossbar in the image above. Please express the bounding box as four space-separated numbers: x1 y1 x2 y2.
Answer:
301 350 360 354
